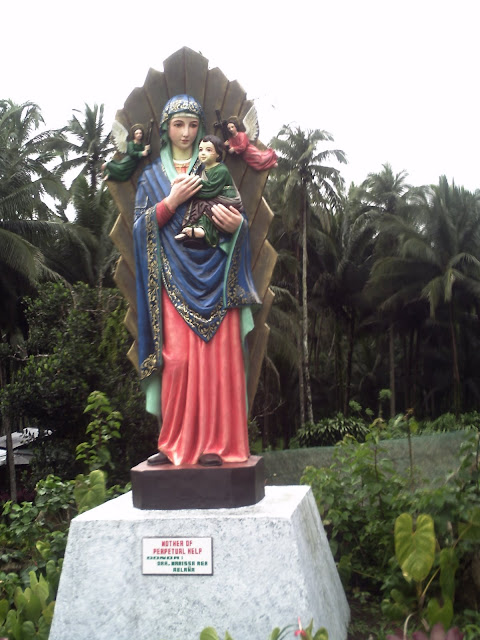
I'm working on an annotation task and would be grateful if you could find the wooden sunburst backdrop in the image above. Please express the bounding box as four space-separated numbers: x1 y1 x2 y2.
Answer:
108 47 277 410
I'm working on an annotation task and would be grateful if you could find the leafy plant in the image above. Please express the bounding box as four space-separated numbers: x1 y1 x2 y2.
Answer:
73 391 122 514
34 475 75 529
0 570 56 640
382 508 480 636
73 469 107 514
0 475 73 583
292 414 369 447
198 619 328 640
386 621 464 639
0 281 156 487
0 391 128 638
293 618 328 639
75 390 121 472
301 429 409 590
459 609 480 640
389 411 418 488
199 626 288 640
301 426 480 637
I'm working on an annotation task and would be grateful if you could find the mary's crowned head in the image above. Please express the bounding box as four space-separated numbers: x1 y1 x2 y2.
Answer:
159 95 206 180
160 95 205 131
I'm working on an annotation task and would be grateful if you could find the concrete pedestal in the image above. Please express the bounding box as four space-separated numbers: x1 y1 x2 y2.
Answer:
50 486 349 640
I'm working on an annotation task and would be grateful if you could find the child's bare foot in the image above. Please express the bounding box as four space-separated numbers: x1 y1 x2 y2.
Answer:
182 227 205 239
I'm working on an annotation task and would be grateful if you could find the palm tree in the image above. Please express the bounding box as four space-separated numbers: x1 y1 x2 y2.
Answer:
0 99 67 221
0 97 72 335
266 170 305 423
252 282 301 447
68 177 119 286
271 125 346 424
0 99 69 500
422 178 480 413
59 103 114 192
0 98 72 333
360 164 421 416
367 177 480 415
311 186 375 414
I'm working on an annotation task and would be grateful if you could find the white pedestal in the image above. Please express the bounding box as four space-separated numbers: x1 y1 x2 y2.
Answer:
50 486 349 640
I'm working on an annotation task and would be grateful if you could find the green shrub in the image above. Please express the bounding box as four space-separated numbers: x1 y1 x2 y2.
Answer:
0 569 56 640
301 431 409 591
414 411 480 435
301 428 480 629
0 391 130 638
0 282 157 488
292 414 369 448
382 506 480 637
199 619 328 640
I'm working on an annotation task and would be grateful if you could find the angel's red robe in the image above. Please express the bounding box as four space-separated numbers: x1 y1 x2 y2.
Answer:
228 131 278 170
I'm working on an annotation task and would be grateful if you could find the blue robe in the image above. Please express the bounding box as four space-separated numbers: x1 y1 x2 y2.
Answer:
133 157 260 408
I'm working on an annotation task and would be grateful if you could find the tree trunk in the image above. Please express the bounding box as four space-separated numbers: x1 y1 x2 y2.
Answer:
334 322 344 412
295 244 305 427
4 415 17 502
343 313 355 415
0 357 17 502
414 328 420 412
389 322 396 418
406 329 413 408
301 192 314 425
449 302 461 416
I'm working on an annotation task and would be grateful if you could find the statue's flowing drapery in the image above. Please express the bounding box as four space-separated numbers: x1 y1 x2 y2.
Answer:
133 153 259 464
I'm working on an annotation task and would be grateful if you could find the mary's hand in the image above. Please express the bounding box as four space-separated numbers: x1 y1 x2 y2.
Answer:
164 174 202 211
211 204 243 233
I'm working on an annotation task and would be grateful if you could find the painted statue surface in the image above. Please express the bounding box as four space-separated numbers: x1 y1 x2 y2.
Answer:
175 135 243 248
225 115 277 171
133 95 260 466
102 123 151 182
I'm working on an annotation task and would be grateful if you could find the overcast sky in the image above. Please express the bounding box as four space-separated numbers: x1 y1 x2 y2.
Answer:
2 0 479 191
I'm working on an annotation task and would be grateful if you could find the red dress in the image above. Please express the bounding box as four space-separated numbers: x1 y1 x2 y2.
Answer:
157 291 249 465
228 131 277 170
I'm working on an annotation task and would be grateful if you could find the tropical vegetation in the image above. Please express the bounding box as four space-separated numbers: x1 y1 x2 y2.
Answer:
1 98 480 638
260 153 480 448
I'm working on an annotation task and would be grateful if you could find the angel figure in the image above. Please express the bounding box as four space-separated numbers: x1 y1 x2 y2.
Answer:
224 106 278 171
102 122 151 182
174 135 243 248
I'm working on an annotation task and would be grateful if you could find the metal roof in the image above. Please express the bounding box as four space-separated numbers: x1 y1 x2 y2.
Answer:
0 428 51 466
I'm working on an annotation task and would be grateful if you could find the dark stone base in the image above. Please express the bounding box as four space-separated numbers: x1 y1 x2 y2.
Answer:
130 455 265 510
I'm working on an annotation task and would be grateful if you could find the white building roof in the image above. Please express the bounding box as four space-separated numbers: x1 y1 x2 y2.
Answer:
0 428 51 466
